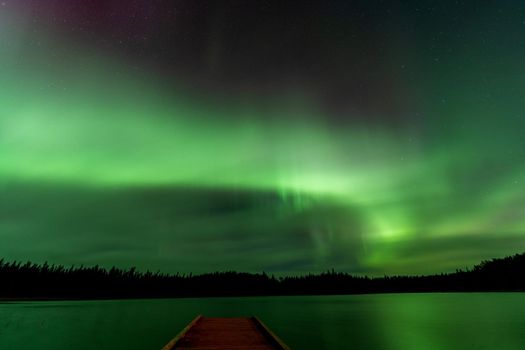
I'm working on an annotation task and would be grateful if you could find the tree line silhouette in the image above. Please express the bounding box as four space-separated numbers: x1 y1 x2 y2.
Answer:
1 253 524 299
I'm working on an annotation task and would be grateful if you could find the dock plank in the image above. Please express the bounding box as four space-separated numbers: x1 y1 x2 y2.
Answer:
163 316 290 350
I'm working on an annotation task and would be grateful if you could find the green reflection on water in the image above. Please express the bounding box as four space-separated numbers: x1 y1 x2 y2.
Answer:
1 293 525 350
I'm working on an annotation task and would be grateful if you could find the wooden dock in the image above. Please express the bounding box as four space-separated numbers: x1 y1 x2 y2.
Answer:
162 315 290 350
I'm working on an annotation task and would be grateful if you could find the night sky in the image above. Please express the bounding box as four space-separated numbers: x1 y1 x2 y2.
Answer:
1 1 525 275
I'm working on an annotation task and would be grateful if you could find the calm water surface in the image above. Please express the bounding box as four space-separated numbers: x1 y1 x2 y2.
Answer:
1 293 524 349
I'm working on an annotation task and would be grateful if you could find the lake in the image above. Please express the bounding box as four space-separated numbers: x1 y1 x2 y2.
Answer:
1 293 524 349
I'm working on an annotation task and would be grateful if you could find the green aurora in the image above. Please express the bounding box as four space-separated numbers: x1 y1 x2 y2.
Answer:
1 1 525 275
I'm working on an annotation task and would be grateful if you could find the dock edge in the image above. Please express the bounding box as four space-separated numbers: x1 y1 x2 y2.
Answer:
252 316 291 350
161 314 202 350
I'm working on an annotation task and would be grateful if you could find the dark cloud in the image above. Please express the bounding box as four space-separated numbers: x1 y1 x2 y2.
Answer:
0 181 365 273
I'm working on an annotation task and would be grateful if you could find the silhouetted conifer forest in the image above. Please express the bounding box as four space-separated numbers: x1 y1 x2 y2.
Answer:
1 253 524 300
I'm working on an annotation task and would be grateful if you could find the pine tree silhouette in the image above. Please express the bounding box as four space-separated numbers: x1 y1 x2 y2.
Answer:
0 253 524 299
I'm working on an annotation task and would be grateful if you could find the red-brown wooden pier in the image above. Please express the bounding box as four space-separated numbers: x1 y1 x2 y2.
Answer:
162 315 290 350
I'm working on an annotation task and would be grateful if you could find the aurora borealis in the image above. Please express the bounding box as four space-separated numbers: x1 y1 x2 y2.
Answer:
1 1 525 275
